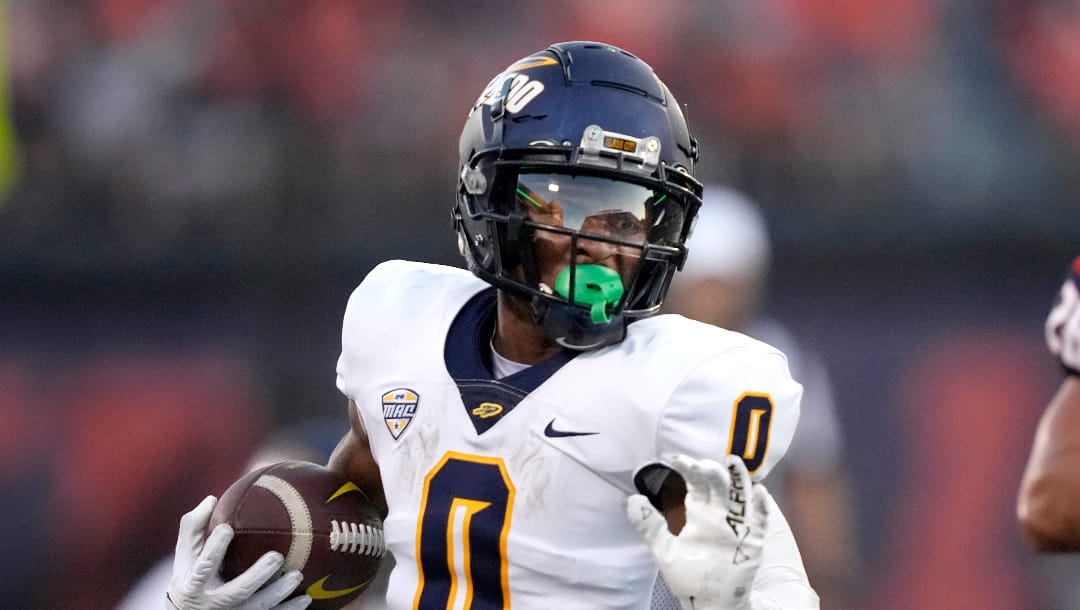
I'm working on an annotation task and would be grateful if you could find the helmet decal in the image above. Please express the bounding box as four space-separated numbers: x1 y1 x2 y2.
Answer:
505 56 559 72
472 72 546 116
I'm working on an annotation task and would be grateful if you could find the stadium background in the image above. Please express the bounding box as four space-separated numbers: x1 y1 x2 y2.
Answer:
1 1 1077 608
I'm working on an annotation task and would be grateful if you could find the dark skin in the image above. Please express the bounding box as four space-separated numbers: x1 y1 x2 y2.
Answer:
1017 375 1080 551
327 216 688 533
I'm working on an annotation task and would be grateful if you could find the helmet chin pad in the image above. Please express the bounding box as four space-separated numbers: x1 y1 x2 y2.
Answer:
554 264 625 324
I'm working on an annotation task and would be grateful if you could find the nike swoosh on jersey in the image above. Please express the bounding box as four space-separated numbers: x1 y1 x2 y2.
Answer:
306 575 370 600
544 419 598 438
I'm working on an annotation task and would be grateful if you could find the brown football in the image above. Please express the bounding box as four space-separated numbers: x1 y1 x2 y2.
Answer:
208 460 385 610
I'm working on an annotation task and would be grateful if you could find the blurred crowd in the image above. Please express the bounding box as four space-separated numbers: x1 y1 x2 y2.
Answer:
1 1 1079 609
1 0 1077 268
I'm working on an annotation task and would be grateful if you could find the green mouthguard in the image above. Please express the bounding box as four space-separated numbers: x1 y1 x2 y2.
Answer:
554 264 625 324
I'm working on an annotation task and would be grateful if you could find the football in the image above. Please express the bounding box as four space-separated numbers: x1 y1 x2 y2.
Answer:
208 460 385 610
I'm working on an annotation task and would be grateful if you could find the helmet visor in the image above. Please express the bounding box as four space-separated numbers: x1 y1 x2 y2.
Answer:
515 173 685 246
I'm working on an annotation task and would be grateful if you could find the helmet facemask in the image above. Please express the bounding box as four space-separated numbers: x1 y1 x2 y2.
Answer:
456 140 699 350
453 42 703 350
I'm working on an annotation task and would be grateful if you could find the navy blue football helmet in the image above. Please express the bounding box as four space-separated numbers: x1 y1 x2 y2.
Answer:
454 41 703 350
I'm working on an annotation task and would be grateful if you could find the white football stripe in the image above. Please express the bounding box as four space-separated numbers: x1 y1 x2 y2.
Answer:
254 474 313 571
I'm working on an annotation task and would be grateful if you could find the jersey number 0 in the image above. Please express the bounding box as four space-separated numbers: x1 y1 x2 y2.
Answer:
413 452 514 610
727 393 775 473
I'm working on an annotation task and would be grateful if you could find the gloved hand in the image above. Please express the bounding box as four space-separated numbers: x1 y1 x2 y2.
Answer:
166 496 311 610
1046 257 1080 375
627 454 769 610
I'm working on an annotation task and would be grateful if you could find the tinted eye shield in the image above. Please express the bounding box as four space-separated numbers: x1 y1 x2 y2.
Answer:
501 171 687 255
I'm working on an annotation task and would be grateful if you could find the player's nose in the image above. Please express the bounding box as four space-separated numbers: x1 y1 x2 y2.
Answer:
574 234 616 264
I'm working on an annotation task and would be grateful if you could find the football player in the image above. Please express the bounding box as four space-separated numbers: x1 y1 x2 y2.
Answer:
167 41 819 610
1018 256 1080 551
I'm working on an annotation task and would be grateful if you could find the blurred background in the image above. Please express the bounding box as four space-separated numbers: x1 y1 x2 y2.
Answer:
1 1 1077 608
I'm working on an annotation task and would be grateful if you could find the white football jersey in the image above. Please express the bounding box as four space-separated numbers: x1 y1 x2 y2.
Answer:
336 260 805 610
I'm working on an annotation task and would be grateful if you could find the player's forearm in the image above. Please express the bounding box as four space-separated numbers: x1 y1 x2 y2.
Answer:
1018 377 1080 550
327 401 388 517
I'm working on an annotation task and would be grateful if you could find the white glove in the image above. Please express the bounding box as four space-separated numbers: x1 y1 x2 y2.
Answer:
627 454 768 610
166 496 312 610
1046 257 1080 375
